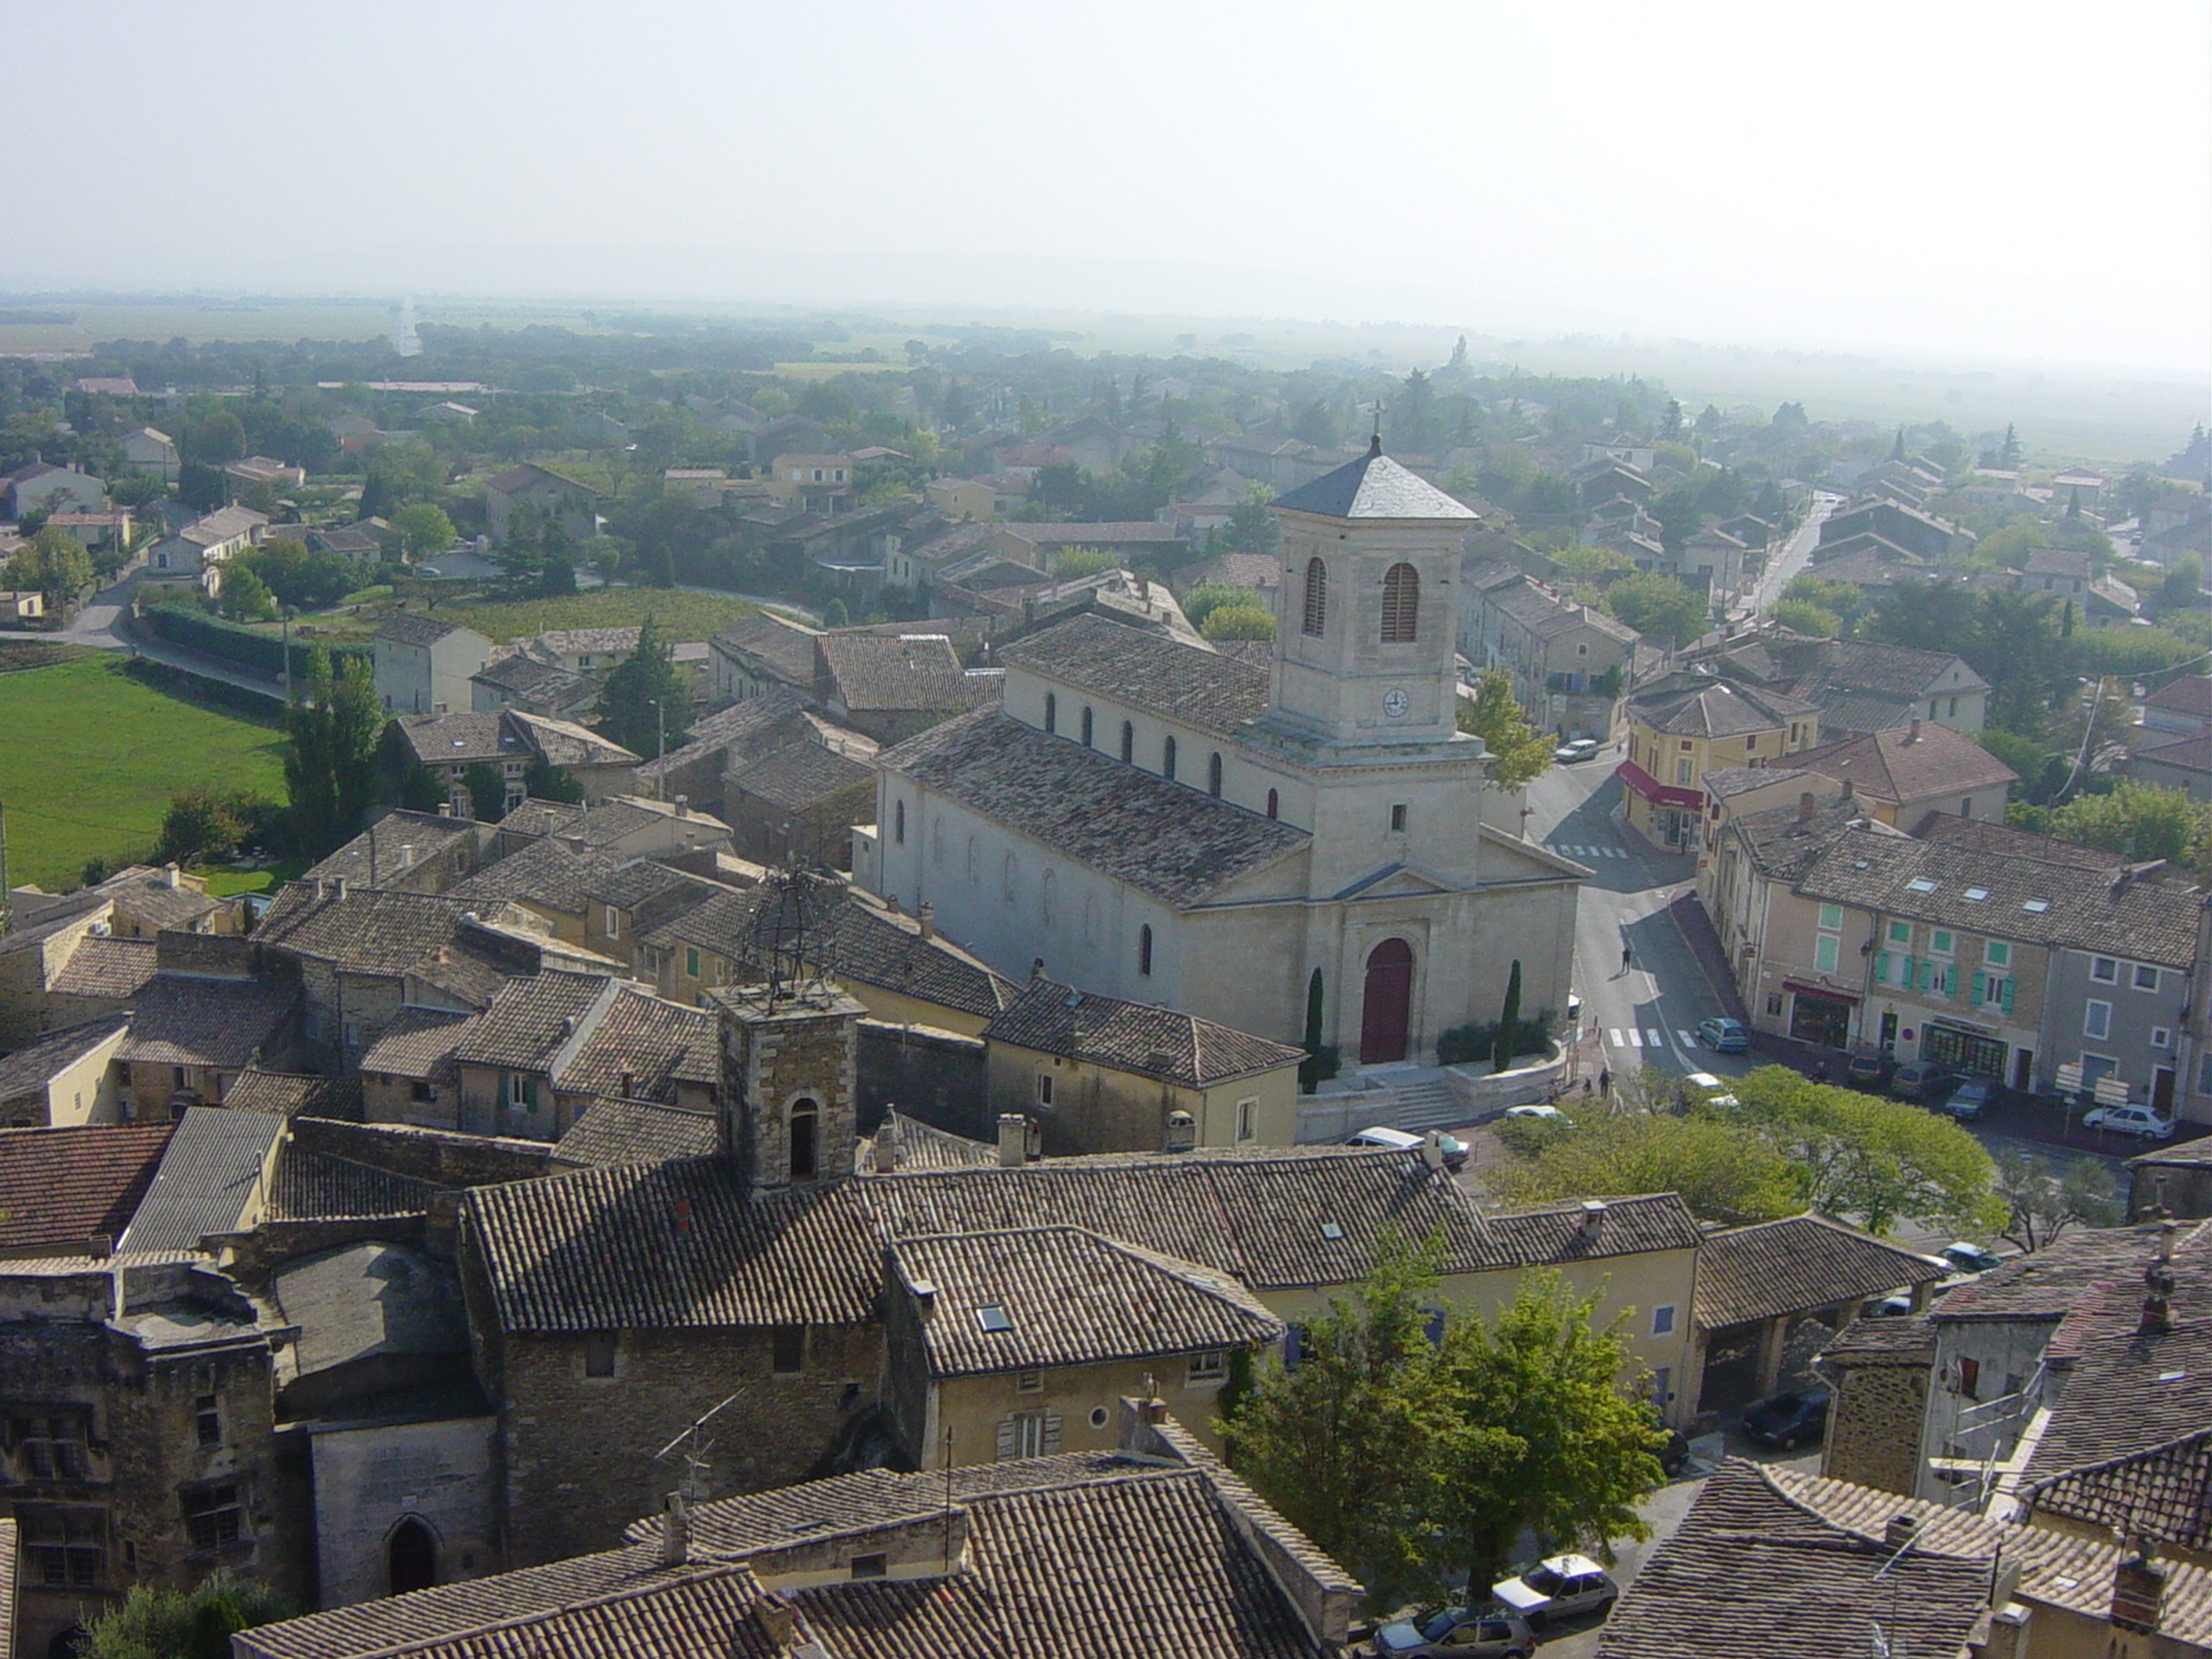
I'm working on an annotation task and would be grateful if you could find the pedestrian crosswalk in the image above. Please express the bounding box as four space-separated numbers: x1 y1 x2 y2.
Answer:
1607 1027 1700 1050
1548 842 1630 861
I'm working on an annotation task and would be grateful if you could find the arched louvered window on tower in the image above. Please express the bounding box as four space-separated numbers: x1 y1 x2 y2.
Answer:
1381 563 1419 644
1302 557 1327 637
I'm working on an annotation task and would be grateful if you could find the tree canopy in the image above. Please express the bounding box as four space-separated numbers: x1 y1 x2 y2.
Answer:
1456 665 1554 790
595 615 690 761
80 1572 290 1659
1222 1237 1663 1609
1601 571 1707 646
283 650 382 856
5 524 92 608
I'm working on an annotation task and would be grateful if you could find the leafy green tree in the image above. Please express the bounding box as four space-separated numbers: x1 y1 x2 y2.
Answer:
390 501 456 562
1770 597 1843 638
6 525 93 609
1437 1272 1666 1596
1299 969 1336 1093
1860 578 1980 657
284 650 383 856
1550 543 1633 575
1217 486 1282 557
1200 603 1274 642
1492 959 1522 1073
2045 779 2208 865
461 761 508 822
596 615 690 761
1657 399 1683 442
1994 1146 2122 1253
79 1572 291 1659
820 597 851 628
523 753 584 804
233 542 357 611
1180 582 1256 628
1601 571 1707 646
1488 1100 1804 1225
1455 665 1554 789
1726 1066 2004 1235
218 564 276 620
155 788 250 865
1219 1235 1460 1605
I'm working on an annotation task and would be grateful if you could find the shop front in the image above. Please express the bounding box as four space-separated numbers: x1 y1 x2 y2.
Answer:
1785 980 1856 1049
1617 760 1705 849
1920 1019 2007 1079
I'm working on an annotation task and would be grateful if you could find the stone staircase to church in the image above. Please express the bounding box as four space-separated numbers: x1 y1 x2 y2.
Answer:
1388 1076 1465 1132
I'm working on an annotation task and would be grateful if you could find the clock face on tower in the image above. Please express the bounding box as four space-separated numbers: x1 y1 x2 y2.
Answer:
1382 687 1409 720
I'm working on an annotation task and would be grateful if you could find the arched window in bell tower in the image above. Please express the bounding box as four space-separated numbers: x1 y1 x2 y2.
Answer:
1381 563 1419 643
789 1099 820 1182
1302 557 1328 637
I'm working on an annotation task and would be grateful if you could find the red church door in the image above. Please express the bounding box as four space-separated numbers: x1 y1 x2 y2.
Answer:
1360 938 1414 1065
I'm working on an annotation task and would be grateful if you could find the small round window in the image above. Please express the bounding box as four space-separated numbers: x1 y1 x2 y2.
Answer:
1088 1407 1109 1429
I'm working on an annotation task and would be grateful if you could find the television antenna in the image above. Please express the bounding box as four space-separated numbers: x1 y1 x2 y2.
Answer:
654 1388 748 1503
746 865 842 1008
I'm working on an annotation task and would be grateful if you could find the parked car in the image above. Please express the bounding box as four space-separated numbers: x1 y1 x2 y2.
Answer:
1890 1061 1955 1103
1741 1386 1830 1450
1681 1072 1740 1111
1845 1052 1891 1090
1504 1103 1571 1127
1362 1606 1535 1657
1491 1555 1620 1629
1554 737 1602 764
1346 1125 1471 1171
1696 1015 1749 1054
1871 1293 1916 1317
1940 1241 2003 1275
1941 1077 1995 1122
2082 1103 2176 1141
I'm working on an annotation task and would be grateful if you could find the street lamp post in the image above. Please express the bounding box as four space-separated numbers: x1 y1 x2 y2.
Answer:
647 697 666 799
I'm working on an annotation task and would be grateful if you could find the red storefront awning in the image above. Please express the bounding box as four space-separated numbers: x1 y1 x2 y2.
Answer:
1784 979 1860 1003
1616 759 1703 810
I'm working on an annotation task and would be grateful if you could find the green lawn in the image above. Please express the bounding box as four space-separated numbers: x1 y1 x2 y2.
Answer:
434 587 760 643
0 657 287 889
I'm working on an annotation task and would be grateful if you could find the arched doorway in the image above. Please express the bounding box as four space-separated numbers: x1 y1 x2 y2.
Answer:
1360 939 1414 1065
388 1516 437 1595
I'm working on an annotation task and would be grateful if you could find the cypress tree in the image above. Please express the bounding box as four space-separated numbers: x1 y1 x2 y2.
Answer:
1492 958 1522 1073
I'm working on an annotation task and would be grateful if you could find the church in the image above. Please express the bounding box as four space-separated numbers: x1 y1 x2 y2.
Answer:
853 440 1585 1069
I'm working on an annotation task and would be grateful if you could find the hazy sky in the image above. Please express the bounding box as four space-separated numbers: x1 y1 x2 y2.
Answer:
8 1 2209 372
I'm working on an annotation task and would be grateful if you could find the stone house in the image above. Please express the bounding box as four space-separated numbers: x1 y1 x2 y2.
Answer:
1465 574 1638 740
880 1226 1281 1470
112 970 299 1115
0 1014 130 1128
302 810 491 897
705 612 823 702
1816 498 1970 563
119 427 179 482
980 976 1303 1154
992 521 1193 572
1683 628 1991 738
2014 546 2091 601
372 613 494 715
2 462 107 518
233 1403 1363 1659
2129 732 2212 804
1786 719 2018 827
143 504 265 586
483 463 596 548
861 444 1587 1070
467 654 595 720
815 632 997 746
0 899 120 1048
922 475 1001 521
393 709 640 815
763 452 854 513
1620 673 1821 851
0 1257 296 1658
721 719 880 870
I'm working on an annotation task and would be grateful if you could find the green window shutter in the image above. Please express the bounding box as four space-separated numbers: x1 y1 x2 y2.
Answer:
1875 951 1891 984
1971 969 1986 1006
2000 978 2015 1014
1918 958 1933 993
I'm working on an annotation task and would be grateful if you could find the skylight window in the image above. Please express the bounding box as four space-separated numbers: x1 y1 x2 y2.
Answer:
1963 887 1989 901
1907 878 1938 893
975 1302 1013 1332
1319 1221 1345 1241
2023 899 2050 913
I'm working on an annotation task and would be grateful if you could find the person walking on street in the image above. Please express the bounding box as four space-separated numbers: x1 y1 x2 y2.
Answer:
1599 1066 1612 1099
1620 944 1634 974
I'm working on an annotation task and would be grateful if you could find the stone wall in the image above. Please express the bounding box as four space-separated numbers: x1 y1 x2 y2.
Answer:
292 1117 557 1187
1821 1355 1931 1496
856 1020 987 1137
493 1321 884 1568
311 1414 498 1608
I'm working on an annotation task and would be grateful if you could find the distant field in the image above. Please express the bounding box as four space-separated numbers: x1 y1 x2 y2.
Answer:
0 655 286 888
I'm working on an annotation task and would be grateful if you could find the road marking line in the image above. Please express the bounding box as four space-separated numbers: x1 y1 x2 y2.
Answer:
1645 1028 1666 1047
1624 1028 1643 1047
1678 1029 1696 1046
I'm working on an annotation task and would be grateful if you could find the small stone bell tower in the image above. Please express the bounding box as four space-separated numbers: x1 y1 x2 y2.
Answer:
711 982 866 1199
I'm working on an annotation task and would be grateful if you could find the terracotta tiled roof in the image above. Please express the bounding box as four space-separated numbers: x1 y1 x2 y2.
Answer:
556 988 717 1103
817 632 977 713
305 810 484 887
2024 1427 2212 1552
117 974 299 1070
0 1122 175 1254
1906 812 2120 869
1595 1460 1997 1659
892 1226 1281 1376
1793 828 2202 966
1694 1213 1944 1330
867 1111 999 1173
2145 675 2212 718
451 971 620 1073
1791 722 2017 805
359 1007 478 1081
880 710 1307 907
0 1014 128 1104
255 885 521 978
46 934 157 1001
375 610 475 647
996 613 1268 735
465 1161 882 1330
638 688 811 785
1817 1311 1936 1362
86 865 228 931
448 835 623 912
220 1068 365 1120
266 1146 441 1221
1629 675 1818 739
509 710 640 770
984 976 1303 1087
727 734 875 812
553 1098 721 1167
2023 1314 2212 1480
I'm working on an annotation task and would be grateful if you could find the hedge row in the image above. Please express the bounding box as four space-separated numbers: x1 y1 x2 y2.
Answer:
138 603 369 682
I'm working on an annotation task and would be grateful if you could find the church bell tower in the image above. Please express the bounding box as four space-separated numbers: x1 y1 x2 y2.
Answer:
1263 435 1476 750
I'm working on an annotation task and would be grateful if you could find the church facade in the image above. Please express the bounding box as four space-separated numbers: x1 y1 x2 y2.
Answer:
853 442 1584 1069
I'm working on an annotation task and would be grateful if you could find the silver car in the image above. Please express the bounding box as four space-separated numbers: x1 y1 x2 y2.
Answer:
1363 1606 1535 1657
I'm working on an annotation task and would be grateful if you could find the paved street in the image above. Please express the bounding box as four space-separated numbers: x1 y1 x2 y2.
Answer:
1743 491 1837 617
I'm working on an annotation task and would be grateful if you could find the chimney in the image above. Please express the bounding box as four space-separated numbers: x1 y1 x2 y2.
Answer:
1421 1129 1446 1171
1031 956 1046 981
917 902 934 942
1840 776 1853 802
748 1596 798 1651
1980 1603 2031 1659
660 1491 690 1567
1885 1513 1919 1552
437 802 453 817
334 875 350 899
1908 717 1922 744
1796 791 1815 823
620 1068 635 1099
1580 1199 1606 1243
399 842 416 870
876 1112 903 1171
997 1113 1029 1167
674 794 688 817
2112 1552 2167 1634
162 862 181 889
883 893 900 917
2142 1249 2177 1337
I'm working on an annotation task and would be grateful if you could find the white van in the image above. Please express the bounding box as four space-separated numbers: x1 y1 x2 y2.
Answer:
1346 1125 1469 1173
